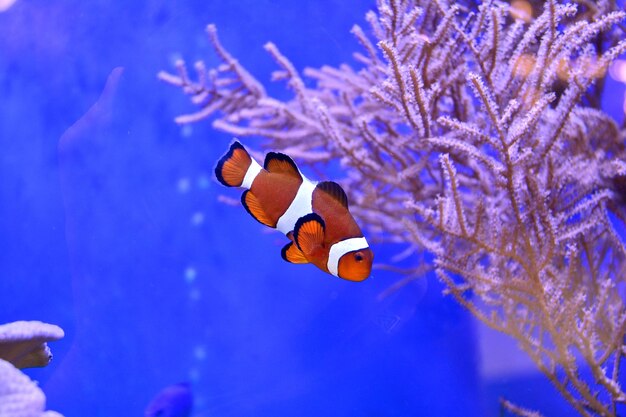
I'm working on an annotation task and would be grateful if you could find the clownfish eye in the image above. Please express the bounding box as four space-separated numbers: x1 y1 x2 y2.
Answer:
354 252 364 262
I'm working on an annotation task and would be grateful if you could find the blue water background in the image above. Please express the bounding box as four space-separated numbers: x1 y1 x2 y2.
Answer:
0 1 624 416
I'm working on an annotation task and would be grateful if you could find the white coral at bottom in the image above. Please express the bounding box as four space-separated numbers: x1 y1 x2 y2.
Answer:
0 358 62 417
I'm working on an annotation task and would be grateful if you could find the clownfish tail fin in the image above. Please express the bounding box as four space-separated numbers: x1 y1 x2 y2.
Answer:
215 140 260 188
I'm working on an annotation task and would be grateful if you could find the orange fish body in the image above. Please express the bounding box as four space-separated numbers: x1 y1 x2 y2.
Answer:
215 141 373 281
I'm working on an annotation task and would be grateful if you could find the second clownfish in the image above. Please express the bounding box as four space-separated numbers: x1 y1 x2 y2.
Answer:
215 141 373 281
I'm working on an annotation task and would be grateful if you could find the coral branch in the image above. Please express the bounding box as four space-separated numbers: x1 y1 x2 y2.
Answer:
161 1 626 415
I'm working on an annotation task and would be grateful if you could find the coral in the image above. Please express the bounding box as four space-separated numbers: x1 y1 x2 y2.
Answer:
160 0 626 415
0 321 63 369
0 321 64 417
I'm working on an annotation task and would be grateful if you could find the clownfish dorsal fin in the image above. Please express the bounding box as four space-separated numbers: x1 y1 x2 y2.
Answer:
293 213 325 256
264 152 302 181
317 181 349 209
281 242 309 264
241 190 276 228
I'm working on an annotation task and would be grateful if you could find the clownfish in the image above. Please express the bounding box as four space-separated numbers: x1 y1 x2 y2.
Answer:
215 140 373 281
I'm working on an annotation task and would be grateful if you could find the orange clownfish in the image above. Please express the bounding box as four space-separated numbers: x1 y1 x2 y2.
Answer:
215 140 373 281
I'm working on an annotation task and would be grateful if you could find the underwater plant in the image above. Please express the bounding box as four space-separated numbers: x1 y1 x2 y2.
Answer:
160 0 626 415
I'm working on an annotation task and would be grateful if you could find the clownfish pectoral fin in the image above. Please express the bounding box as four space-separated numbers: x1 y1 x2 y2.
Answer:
241 190 276 227
215 140 254 187
281 242 309 264
293 213 325 256
264 152 302 182
317 181 349 208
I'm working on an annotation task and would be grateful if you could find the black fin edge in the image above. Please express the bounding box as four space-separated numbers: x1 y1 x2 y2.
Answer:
317 181 349 208
281 241 309 264
240 190 270 227
264 152 300 176
280 242 291 263
214 140 245 187
293 212 325 251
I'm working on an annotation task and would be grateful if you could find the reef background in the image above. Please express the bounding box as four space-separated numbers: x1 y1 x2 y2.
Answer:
0 1 624 416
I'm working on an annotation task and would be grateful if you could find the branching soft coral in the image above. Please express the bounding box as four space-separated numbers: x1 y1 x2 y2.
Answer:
160 1 626 415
